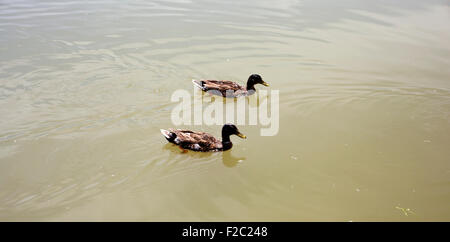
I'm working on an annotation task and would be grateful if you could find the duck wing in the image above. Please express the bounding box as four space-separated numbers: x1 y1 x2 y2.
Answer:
165 129 223 151
193 80 245 97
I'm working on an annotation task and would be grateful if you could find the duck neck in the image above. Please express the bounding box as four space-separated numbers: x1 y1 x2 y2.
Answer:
221 131 233 151
246 82 256 91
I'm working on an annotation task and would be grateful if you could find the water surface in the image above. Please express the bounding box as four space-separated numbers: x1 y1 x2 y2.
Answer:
0 0 450 221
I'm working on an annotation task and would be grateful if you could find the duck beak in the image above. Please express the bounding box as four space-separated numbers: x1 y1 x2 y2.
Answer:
261 81 269 87
236 132 247 139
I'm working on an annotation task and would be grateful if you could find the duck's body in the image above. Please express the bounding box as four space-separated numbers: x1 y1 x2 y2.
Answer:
160 124 246 152
192 80 251 97
192 74 268 98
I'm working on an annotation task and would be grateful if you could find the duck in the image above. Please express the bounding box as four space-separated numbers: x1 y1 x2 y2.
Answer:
192 74 269 98
160 124 246 152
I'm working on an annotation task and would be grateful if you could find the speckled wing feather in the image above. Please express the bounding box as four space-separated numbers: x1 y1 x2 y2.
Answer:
168 129 223 151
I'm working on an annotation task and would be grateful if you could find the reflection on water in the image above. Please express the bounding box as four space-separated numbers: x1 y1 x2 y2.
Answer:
222 151 246 168
0 0 450 221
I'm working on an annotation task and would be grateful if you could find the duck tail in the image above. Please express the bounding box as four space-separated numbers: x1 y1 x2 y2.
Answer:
192 79 205 90
160 129 176 142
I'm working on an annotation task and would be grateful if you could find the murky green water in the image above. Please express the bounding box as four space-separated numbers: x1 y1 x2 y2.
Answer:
1 0 449 221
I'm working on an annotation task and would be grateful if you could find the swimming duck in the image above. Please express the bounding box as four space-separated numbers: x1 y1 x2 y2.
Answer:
160 124 246 152
192 74 269 98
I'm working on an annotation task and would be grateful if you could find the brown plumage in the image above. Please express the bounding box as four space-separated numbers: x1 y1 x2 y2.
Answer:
192 74 269 98
160 124 246 152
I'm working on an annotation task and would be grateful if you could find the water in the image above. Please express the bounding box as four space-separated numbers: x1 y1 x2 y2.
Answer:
0 0 449 221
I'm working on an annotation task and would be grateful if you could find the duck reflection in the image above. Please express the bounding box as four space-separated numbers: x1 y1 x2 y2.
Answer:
222 150 246 168
162 143 246 168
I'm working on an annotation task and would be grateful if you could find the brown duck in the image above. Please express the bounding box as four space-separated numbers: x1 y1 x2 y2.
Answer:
160 124 246 152
192 74 269 98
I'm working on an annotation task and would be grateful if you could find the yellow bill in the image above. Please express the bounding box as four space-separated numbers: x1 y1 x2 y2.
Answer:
237 132 247 139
